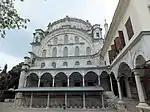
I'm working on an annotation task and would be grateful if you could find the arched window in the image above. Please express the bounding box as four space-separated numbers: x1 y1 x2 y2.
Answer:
42 49 46 57
86 47 91 55
64 35 68 44
75 36 79 43
41 62 45 68
63 47 68 57
53 38 58 45
63 62 68 67
96 32 100 37
87 60 92 65
52 47 57 57
52 62 56 68
75 46 79 56
75 61 80 66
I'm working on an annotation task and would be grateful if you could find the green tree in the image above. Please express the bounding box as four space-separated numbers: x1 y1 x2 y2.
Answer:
0 0 30 38
8 62 24 89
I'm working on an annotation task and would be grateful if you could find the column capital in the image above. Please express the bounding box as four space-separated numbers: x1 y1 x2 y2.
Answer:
132 68 140 76
38 76 41 79
117 78 120 82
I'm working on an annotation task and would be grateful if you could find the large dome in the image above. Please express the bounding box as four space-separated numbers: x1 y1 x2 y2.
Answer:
47 16 92 33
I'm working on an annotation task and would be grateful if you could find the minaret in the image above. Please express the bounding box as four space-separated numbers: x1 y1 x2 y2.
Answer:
104 19 108 38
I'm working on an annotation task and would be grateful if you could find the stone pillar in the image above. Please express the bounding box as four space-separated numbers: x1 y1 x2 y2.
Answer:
46 93 50 108
30 93 33 108
109 75 114 93
117 79 123 101
101 93 105 109
134 70 149 107
65 92 67 108
124 77 132 98
38 77 41 87
83 92 86 109
14 92 23 107
67 77 69 87
98 76 100 85
53 77 55 87
18 70 26 89
83 76 85 87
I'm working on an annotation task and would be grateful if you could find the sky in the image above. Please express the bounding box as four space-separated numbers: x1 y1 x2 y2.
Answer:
0 0 119 71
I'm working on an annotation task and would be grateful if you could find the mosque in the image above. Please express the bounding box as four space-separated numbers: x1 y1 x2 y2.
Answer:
14 0 150 112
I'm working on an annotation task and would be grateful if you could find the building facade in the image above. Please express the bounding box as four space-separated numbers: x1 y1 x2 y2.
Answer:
15 16 112 109
15 0 150 111
101 0 150 111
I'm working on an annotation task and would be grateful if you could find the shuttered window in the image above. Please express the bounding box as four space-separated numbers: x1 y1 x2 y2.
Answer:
118 31 126 47
125 17 134 40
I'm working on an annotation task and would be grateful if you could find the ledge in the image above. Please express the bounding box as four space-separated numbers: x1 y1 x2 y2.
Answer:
15 87 104 92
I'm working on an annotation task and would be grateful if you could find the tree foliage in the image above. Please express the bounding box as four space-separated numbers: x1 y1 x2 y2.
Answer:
0 0 30 38
8 62 24 89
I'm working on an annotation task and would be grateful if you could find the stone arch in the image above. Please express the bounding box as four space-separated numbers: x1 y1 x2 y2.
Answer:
135 55 146 69
26 73 39 87
84 71 98 86
54 72 67 87
69 72 83 87
100 71 111 91
52 47 57 57
135 55 150 100
118 62 132 78
118 62 138 98
133 50 148 68
40 73 53 87
39 29 96 56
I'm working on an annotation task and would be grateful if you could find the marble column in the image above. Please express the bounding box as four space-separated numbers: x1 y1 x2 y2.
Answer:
83 76 85 87
46 93 50 108
65 92 67 108
67 77 69 87
98 76 100 85
124 77 132 98
30 93 33 108
134 70 149 107
101 93 105 109
117 79 123 101
83 92 86 109
52 77 55 87
38 77 41 87
109 75 114 93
